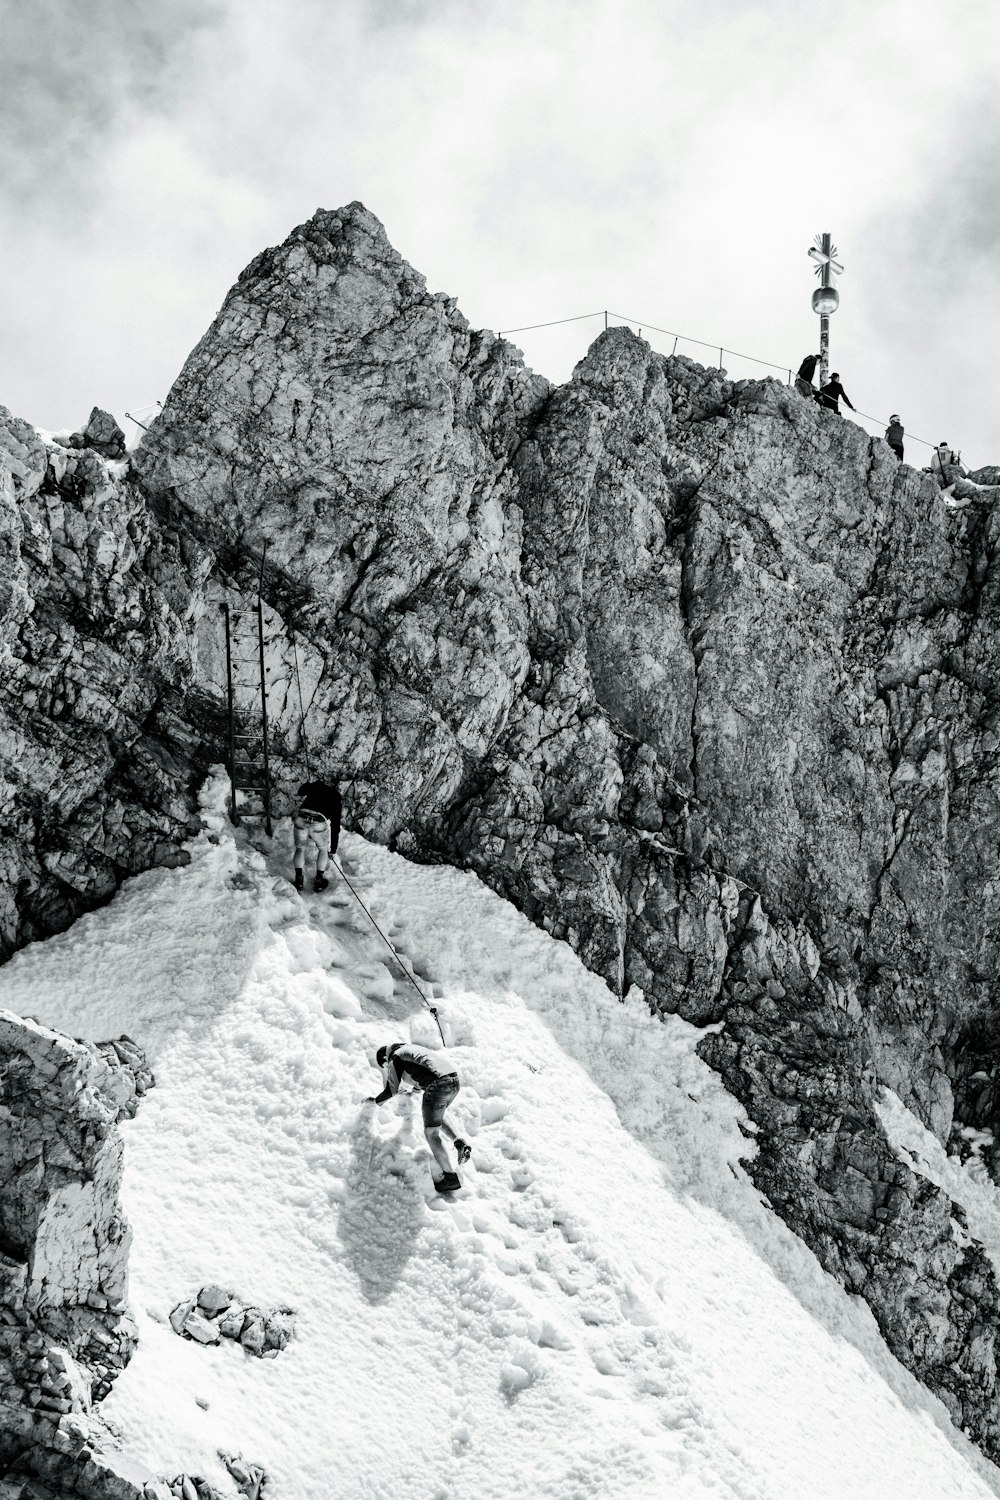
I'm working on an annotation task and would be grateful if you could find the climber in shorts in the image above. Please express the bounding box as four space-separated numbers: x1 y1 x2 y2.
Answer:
292 777 342 893
368 1041 471 1192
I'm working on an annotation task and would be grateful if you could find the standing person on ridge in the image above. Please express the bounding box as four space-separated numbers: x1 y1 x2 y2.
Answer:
794 353 822 400
292 777 341 893
885 415 904 462
368 1041 471 1193
816 373 855 416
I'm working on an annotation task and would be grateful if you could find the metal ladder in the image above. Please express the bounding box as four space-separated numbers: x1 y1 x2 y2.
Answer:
221 599 273 835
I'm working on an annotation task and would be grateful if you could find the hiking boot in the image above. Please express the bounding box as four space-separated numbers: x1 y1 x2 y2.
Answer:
293 869 304 891
455 1138 472 1165
314 873 329 893
435 1172 461 1194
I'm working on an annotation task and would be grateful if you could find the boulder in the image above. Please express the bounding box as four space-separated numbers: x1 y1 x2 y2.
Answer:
180 1312 220 1346
81 408 127 460
195 1285 233 1317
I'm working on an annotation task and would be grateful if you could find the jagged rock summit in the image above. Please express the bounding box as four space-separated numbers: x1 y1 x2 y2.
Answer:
6 202 1000 1470
137 202 550 831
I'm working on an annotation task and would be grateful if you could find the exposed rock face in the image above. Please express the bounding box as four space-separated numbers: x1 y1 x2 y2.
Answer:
0 1013 149 1408
135 204 548 834
0 407 215 960
64 409 128 462
0 1013 155 1497
7 202 1000 1462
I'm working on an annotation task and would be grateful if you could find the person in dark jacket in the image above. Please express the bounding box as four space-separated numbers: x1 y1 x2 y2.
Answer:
292 778 342 893
795 353 822 400
816 374 855 415
885 415 904 461
368 1041 471 1192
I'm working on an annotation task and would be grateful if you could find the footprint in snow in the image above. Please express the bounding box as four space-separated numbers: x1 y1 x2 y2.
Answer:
509 1164 535 1193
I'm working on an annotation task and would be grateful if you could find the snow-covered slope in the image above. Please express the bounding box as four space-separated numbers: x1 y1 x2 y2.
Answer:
2 776 999 1500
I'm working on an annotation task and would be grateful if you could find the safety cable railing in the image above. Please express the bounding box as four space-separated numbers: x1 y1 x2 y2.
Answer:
498 307 957 458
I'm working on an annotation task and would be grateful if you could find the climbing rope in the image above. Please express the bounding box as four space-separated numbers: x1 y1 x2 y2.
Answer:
498 310 607 336
331 859 447 1046
291 635 312 781
287 613 445 1042
609 310 792 376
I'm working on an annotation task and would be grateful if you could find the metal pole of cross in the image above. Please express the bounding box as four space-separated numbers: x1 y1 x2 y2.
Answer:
808 233 844 388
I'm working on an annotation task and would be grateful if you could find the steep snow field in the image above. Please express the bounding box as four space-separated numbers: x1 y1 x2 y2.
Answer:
3 775 1000 1500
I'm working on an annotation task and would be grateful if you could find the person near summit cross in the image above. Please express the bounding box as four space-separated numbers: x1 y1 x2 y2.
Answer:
927 442 965 487
885 415 904 462
816 373 855 415
292 777 342 893
368 1041 471 1192
794 353 822 400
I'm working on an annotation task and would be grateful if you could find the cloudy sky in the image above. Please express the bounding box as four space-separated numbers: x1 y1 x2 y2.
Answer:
3 0 998 466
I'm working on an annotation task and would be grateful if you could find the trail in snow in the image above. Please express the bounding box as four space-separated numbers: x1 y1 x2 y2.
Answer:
2 773 999 1500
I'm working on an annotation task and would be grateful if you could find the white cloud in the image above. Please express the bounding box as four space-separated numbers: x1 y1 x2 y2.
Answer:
0 0 226 207
3 0 999 463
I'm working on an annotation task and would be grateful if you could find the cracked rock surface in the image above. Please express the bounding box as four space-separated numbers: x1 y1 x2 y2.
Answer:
0 406 215 962
0 1012 156 1497
0 1013 148 1405
7 202 1000 1464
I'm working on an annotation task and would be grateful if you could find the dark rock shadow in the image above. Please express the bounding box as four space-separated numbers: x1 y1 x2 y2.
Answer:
337 1106 424 1304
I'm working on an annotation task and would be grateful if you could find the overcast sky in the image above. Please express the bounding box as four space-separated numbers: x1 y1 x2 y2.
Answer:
3 0 998 466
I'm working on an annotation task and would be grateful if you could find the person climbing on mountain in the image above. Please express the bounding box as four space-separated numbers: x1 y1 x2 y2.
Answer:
794 353 822 400
367 1041 471 1193
292 777 342 893
885 415 904 462
816 373 855 415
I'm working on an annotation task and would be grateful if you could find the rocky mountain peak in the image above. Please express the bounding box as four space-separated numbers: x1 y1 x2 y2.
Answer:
237 201 430 305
